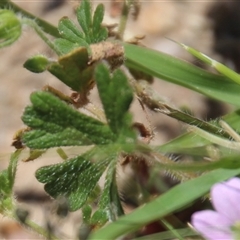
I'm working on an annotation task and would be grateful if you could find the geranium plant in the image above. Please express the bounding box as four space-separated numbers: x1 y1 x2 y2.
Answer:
1 0 240 239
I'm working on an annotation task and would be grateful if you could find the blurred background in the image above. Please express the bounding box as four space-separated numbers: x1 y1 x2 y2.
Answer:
1 0 240 238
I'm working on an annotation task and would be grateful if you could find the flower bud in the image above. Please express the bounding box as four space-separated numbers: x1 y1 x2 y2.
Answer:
24 54 50 73
0 9 22 47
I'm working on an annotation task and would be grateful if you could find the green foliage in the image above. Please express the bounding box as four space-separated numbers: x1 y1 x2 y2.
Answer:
156 155 240 172
23 0 108 96
89 168 240 239
77 0 107 44
21 91 115 148
22 64 135 216
178 41 240 85
54 0 107 55
124 43 240 107
95 64 134 136
157 109 240 156
90 158 124 225
23 54 50 73
3 0 240 239
36 147 112 211
0 9 22 47
47 47 94 93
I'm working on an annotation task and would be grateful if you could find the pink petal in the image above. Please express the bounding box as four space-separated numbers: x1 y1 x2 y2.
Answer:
191 210 233 240
211 178 240 222
225 178 240 191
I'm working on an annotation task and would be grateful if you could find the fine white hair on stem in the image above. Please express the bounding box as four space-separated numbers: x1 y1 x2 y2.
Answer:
188 126 240 151
219 120 240 142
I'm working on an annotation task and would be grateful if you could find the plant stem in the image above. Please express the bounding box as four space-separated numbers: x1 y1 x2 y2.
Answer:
118 0 130 39
131 80 231 139
22 18 62 56
189 126 240 151
0 0 60 38
26 219 60 240
5 209 60 240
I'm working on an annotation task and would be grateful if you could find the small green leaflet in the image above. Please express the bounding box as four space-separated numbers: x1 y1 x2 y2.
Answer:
95 64 134 138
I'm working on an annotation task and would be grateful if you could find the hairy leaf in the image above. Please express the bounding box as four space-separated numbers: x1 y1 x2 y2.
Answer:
21 91 115 149
52 0 107 57
22 129 92 149
95 64 134 136
36 146 116 211
47 47 94 95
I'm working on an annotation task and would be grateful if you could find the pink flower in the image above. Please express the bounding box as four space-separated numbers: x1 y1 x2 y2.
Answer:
191 178 240 240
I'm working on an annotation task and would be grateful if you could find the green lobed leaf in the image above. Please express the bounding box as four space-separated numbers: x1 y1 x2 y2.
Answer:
36 147 111 211
95 64 134 136
89 168 240 239
52 0 107 56
21 91 115 149
124 43 240 107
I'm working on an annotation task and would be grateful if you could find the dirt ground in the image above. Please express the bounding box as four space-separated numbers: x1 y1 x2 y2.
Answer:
0 0 231 238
